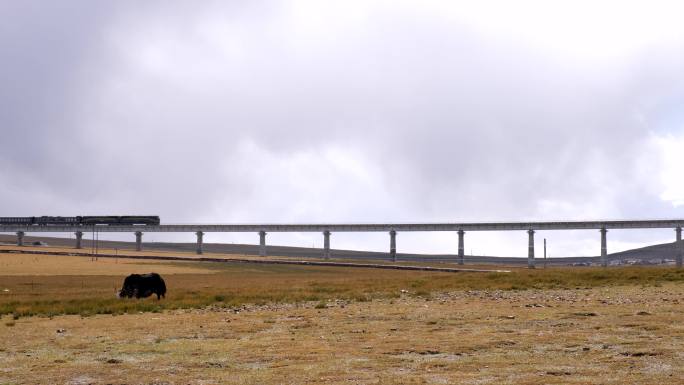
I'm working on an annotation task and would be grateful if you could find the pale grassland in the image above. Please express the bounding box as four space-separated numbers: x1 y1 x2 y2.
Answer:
1 284 683 384
1 248 684 384
0 252 217 276
0 244 269 261
1 248 684 318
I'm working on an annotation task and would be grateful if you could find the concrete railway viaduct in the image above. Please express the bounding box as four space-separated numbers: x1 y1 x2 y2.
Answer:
2 219 683 268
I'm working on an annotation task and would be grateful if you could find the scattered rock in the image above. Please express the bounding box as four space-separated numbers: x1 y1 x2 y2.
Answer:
620 351 661 357
573 312 597 317
546 371 572 376
499 315 515 319
636 311 651 316
106 358 122 364
495 340 517 347
56 328 66 333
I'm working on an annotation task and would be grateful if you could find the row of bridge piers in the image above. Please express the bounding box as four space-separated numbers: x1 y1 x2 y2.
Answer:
11 227 684 268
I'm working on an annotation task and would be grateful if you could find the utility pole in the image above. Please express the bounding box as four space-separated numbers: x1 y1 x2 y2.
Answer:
91 226 95 261
544 238 547 269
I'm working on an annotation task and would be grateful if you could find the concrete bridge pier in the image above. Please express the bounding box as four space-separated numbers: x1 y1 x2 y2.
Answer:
75 231 83 249
676 227 682 268
196 231 204 255
259 231 267 257
600 228 608 267
323 230 331 260
135 231 143 251
458 230 465 265
390 230 397 262
527 229 535 269
16 231 24 246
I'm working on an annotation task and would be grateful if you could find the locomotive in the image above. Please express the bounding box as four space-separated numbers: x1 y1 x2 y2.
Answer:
0 216 160 226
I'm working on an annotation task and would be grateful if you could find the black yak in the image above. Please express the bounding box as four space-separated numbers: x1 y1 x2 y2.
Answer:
118 273 166 300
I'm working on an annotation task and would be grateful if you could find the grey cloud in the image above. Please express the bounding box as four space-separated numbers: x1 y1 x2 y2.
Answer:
2 1 684 256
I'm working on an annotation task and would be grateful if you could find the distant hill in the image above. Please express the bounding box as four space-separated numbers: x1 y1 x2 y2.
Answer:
0 234 679 266
605 241 678 262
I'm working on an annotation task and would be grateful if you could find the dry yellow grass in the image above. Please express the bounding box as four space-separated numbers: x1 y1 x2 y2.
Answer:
2 284 684 384
0 252 216 276
0 244 262 261
2 247 684 384
0 244 517 269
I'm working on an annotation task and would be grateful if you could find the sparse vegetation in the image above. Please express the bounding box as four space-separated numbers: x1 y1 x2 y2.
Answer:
3 283 684 384
2 249 684 383
1 251 684 318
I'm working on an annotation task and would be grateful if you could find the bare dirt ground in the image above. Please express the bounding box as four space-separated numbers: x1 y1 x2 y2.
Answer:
2 284 684 384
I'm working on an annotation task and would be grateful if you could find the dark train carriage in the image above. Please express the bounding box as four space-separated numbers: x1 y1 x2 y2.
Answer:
34 216 81 225
119 216 160 225
0 217 33 225
80 216 121 225
80 216 160 225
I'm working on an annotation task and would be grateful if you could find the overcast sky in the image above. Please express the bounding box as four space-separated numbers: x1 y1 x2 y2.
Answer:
2 1 684 257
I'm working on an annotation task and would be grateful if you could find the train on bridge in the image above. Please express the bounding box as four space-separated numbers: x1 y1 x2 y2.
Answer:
0 216 160 226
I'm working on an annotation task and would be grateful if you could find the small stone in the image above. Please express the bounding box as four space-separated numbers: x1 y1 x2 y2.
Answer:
573 312 597 317
56 329 66 333
546 371 572 376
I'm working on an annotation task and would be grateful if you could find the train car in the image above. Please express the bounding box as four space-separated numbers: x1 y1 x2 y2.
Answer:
119 216 160 225
34 216 81 225
0 217 33 225
81 216 123 225
81 216 160 226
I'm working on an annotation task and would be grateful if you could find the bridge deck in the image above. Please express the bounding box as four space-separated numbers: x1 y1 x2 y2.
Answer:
1 219 683 233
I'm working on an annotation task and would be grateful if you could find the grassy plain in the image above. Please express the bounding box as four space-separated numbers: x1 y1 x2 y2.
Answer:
2 250 684 319
1 248 684 384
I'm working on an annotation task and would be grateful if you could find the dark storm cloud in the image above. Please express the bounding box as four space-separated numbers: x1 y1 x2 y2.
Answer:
2 1 684 255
